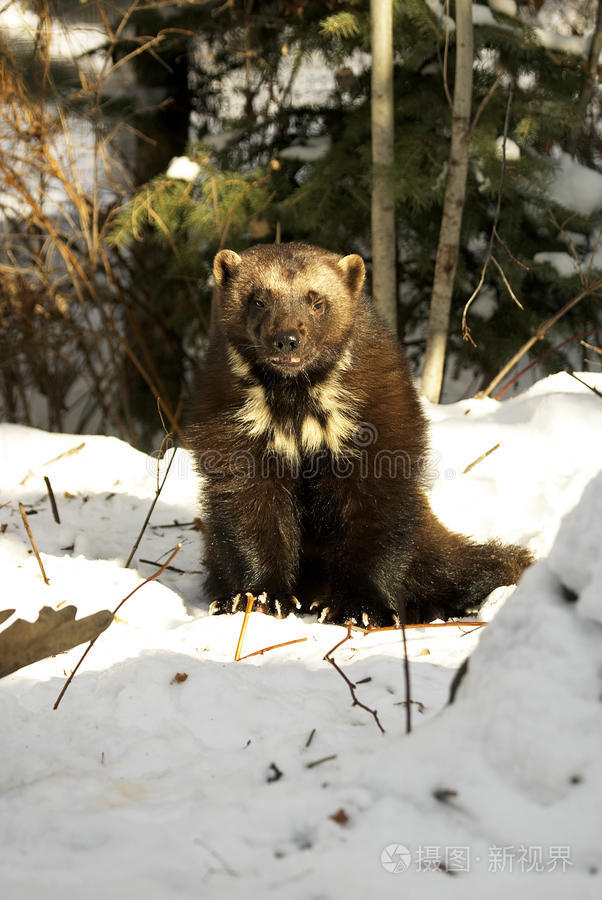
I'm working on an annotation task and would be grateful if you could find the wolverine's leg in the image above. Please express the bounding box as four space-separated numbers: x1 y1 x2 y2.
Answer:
202 473 302 617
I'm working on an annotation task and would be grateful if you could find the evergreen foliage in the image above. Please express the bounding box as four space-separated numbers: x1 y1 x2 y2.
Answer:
1 0 601 444
109 0 601 398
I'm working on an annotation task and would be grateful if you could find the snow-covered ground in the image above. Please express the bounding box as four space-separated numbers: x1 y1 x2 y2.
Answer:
1 371 601 899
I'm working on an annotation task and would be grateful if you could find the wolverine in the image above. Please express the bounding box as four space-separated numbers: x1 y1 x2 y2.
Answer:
188 242 532 625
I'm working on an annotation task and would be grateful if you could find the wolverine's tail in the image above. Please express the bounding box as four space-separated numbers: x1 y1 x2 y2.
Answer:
401 514 533 624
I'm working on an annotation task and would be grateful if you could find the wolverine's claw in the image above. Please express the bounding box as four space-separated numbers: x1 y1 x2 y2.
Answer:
310 600 320 611
209 600 219 615
231 593 242 612
362 612 369 627
392 613 401 628
292 596 302 610
275 599 283 618
318 606 330 623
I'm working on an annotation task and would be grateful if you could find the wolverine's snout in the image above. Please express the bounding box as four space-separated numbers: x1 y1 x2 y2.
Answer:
272 330 301 353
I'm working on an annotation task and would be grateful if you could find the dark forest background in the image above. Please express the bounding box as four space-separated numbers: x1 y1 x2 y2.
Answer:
1 0 601 449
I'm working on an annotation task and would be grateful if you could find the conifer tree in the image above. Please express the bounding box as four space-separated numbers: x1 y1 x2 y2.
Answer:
3 0 602 443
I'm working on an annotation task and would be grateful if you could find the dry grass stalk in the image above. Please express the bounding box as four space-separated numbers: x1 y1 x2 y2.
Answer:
18 502 49 585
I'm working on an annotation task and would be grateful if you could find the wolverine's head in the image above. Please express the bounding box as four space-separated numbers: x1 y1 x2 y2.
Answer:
213 242 365 377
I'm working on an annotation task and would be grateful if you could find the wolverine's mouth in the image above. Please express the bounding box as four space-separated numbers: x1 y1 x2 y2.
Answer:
269 356 302 366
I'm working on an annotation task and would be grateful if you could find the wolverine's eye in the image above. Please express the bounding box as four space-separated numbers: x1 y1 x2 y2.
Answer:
307 291 324 311
254 299 265 309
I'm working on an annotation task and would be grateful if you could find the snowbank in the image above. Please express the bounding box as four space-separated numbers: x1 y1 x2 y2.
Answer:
1 372 601 898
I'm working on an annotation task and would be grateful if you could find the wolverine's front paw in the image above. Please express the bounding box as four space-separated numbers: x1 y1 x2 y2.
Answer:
208 594 243 616
312 595 399 628
208 592 302 619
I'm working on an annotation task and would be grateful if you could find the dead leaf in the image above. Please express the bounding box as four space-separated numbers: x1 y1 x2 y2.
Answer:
0 605 113 678
329 808 349 826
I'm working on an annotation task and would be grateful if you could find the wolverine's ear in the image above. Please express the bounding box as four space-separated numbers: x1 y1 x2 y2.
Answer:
213 249 242 286
338 253 365 295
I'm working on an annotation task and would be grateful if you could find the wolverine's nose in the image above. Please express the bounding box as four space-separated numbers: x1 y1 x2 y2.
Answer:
272 330 301 353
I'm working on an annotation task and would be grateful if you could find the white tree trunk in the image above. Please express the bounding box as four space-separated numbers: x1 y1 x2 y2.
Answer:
421 0 474 402
370 0 397 333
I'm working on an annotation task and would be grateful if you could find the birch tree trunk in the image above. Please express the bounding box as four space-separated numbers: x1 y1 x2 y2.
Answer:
421 0 474 402
370 0 397 333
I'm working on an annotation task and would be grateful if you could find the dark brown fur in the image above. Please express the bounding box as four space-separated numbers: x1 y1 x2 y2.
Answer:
188 242 532 625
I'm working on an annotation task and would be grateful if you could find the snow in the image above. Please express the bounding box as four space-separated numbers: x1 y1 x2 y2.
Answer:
473 5 497 27
166 157 202 182
548 471 602 625
0 2 106 65
1 371 602 898
488 0 517 16
547 152 602 217
279 136 332 162
425 0 455 32
496 135 520 160
534 27 588 56
533 251 580 278
534 245 602 277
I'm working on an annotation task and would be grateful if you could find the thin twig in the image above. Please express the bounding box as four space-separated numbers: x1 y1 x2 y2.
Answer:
139 558 204 575
234 593 256 661
305 728 316 748
481 283 602 398
125 436 176 568
150 521 198 529
491 255 523 309
358 621 487 633
470 71 504 135
462 83 515 344
463 442 501 474
42 442 86 466
305 754 338 769
43 475 60 524
53 543 182 710
237 637 308 661
494 325 602 399
19 502 49 585
400 615 412 734
324 624 385 734
565 370 602 399
494 228 530 271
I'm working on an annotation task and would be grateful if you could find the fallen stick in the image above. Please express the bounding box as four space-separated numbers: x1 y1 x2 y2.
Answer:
324 624 385 735
53 543 182 710
19 502 49 585
42 442 86 467
44 475 61 524
234 593 256 661
237 637 307 661
305 754 337 769
358 621 487 634
463 442 501 475
125 435 177 569
139 558 204 575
